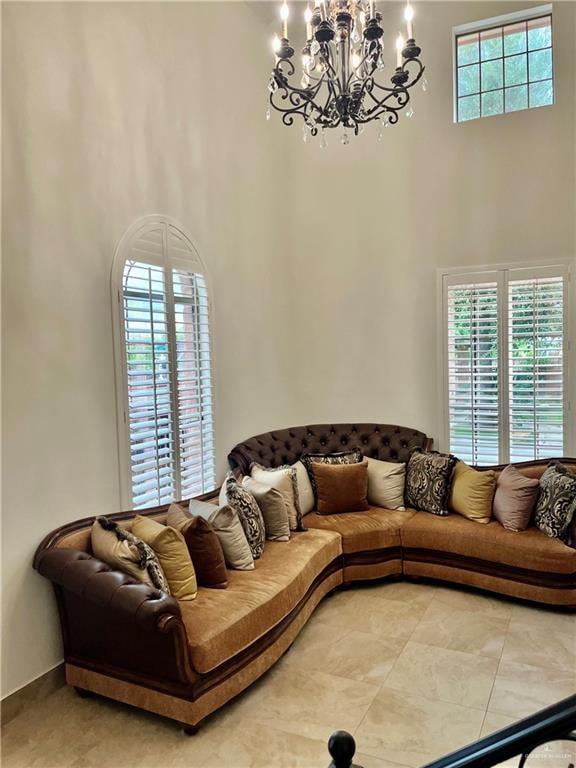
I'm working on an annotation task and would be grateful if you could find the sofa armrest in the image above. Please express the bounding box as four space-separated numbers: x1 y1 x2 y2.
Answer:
35 548 181 629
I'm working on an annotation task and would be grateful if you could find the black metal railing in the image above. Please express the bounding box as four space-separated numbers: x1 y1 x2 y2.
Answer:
327 695 576 768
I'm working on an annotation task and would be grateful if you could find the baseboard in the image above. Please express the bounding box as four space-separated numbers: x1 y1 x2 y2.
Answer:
1 664 66 726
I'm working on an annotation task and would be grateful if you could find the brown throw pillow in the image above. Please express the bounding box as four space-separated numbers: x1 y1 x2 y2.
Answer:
493 465 540 532
311 461 370 515
166 504 228 589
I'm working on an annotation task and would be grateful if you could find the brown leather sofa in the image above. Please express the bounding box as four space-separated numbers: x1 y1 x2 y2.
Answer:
34 423 576 732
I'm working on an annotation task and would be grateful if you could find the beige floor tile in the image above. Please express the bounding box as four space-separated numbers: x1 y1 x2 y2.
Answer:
509 603 576 636
311 591 427 644
385 641 499 709
355 687 485 768
410 601 509 658
351 580 437 607
219 664 380 743
481 710 516 737
280 628 405 684
432 585 514 619
500 626 576 672
488 659 576 719
356 754 412 768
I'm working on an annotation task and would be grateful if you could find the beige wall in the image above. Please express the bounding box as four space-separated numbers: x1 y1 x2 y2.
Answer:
2 0 575 698
1 1 297 698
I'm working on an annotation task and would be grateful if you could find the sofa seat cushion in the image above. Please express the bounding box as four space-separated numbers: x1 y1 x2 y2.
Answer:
304 507 416 554
179 528 342 674
401 512 576 575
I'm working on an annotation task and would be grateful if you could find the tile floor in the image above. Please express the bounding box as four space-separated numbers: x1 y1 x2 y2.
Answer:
2 581 575 768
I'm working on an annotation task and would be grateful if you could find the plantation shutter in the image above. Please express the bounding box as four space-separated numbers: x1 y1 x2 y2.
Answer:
508 274 565 461
117 218 215 509
445 277 500 465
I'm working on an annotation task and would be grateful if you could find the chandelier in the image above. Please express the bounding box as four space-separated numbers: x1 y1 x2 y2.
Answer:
267 0 426 144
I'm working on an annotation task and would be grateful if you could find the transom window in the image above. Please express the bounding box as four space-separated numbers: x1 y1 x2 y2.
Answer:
454 7 553 122
112 217 215 509
439 263 573 466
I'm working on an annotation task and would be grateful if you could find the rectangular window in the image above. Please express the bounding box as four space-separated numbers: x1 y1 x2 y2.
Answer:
454 7 553 122
441 264 572 465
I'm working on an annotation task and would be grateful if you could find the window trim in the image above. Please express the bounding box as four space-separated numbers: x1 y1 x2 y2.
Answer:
436 258 575 463
452 4 553 123
111 214 216 509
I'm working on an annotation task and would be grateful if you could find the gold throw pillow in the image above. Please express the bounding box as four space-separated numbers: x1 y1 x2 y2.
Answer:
131 515 197 600
449 462 496 524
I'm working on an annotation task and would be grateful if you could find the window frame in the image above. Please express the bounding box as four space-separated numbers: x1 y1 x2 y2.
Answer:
111 215 216 509
452 4 553 124
437 259 575 464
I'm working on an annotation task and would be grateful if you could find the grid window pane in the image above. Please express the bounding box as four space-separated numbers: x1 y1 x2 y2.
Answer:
530 79 553 107
505 84 528 112
481 59 503 90
480 28 502 60
504 22 527 55
482 89 503 117
528 16 551 50
458 33 479 66
528 48 552 81
505 54 527 87
458 64 479 96
458 95 480 121
456 14 553 122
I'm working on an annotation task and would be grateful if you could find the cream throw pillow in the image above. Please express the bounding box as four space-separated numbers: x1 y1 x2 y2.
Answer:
242 476 290 541
131 516 197 600
196 497 254 571
250 464 301 530
292 460 315 516
366 458 406 510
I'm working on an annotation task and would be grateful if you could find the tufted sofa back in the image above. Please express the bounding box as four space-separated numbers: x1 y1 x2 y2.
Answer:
228 423 433 476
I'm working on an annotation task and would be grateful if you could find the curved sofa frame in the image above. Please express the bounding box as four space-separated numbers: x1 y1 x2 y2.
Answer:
34 423 575 732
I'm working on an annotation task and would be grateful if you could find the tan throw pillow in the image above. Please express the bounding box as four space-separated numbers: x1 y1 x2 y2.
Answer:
91 517 170 593
449 462 496 524
493 465 539 531
131 516 197 601
242 476 290 541
166 504 228 589
250 464 302 531
365 458 406 509
311 461 370 515
292 460 315 516
191 498 254 571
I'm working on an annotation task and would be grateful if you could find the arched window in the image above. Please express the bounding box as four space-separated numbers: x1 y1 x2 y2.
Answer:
112 216 215 509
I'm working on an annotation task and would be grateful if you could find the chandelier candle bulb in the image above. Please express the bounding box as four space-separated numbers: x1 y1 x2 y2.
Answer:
404 3 414 40
272 33 281 55
280 1 289 39
304 5 313 39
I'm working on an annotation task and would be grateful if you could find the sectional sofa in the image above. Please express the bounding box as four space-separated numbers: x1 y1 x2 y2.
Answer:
34 423 576 732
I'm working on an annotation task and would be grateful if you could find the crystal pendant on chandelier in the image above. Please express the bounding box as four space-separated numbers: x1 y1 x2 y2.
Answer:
266 0 426 141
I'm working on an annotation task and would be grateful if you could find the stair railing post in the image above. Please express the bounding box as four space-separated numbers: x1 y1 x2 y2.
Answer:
327 730 364 768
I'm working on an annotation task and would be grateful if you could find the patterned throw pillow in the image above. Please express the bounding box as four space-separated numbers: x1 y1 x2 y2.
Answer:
221 472 265 559
534 463 576 542
302 448 363 506
405 450 458 516
92 516 171 594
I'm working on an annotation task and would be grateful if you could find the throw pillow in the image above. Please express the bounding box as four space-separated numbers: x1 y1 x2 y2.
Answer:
292 460 315 516
534 462 576 542
242 476 290 541
311 461 370 515
250 464 304 531
91 516 170 593
302 448 363 506
166 504 228 589
131 516 197 601
449 462 495 524
220 473 265 559
493 465 540 531
189 498 254 571
365 457 406 510
405 450 458 516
